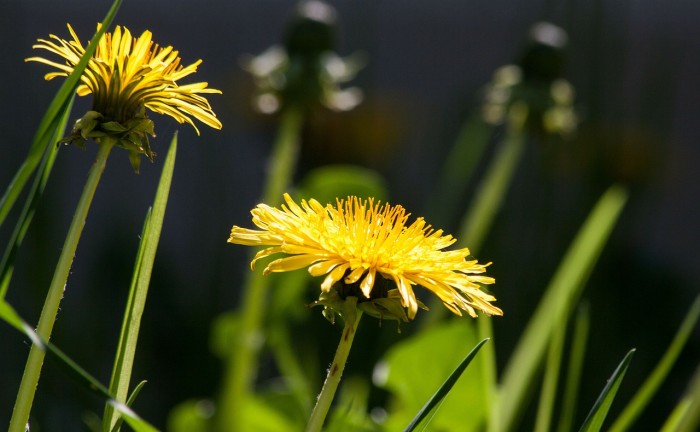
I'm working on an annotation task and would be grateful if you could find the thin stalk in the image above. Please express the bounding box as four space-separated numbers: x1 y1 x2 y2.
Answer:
218 106 303 430
9 140 114 432
305 297 363 432
457 110 527 255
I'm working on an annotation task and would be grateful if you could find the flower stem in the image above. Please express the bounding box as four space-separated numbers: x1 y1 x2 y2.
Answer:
217 106 303 431
305 297 363 432
9 140 113 432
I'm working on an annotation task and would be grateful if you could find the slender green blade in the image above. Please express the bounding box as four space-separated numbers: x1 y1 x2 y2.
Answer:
104 133 177 431
557 303 591 432
578 349 636 432
403 339 490 432
610 295 700 432
660 364 700 432
0 299 158 431
111 380 149 432
0 96 73 299
534 313 566 432
0 0 123 227
493 185 628 432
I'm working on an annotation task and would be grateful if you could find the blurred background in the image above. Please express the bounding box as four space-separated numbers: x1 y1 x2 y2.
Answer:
1 0 699 430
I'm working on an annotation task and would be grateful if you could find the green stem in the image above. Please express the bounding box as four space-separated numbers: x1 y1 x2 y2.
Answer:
217 106 303 431
305 297 362 432
9 140 114 432
457 113 527 254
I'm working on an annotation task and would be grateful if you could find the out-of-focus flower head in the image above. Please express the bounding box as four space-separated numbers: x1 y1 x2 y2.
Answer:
481 22 577 137
242 0 364 114
27 23 222 171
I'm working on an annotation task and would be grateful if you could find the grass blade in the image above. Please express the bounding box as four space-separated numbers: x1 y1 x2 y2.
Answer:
557 303 591 432
610 295 700 432
103 133 177 431
493 185 628 432
111 380 149 432
0 0 123 227
0 299 158 432
0 96 73 299
403 338 490 432
660 364 700 432
578 349 636 432
534 311 566 432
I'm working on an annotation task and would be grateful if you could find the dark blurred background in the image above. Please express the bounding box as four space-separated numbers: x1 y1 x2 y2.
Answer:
1 0 699 430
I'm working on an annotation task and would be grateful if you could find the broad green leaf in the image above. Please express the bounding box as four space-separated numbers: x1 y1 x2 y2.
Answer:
104 133 177 431
404 338 489 432
493 185 628 432
167 399 215 432
578 349 636 432
0 0 122 227
242 395 298 432
377 320 487 432
325 376 378 432
610 295 700 432
0 96 72 299
297 164 388 204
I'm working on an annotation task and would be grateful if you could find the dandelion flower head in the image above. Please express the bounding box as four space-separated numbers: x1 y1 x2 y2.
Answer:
229 194 502 320
27 23 222 168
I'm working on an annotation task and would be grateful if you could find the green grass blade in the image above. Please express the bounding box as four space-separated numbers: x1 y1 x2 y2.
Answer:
111 380 149 432
578 349 636 432
660 364 700 432
557 303 591 432
403 338 490 432
0 0 122 227
0 96 73 299
0 299 158 432
534 311 566 432
103 133 177 431
493 185 628 432
609 295 700 432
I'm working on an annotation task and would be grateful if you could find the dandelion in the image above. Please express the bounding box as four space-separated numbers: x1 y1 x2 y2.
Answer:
27 23 222 170
229 193 502 321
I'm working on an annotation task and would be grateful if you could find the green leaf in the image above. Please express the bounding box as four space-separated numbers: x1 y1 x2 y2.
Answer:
578 349 636 432
297 164 388 204
403 338 490 432
534 312 566 432
0 299 159 432
610 295 700 432
0 96 72 299
660 363 700 432
325 376 378 432
0 0 123 227
556 303 590 432
493 185 628 432
110 381 149 432
104 133 177 431
377 320 487 432
167 399 215 432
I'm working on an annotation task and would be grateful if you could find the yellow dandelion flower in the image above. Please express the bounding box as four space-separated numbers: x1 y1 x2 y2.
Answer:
27 23 222 169
229 193 502 320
